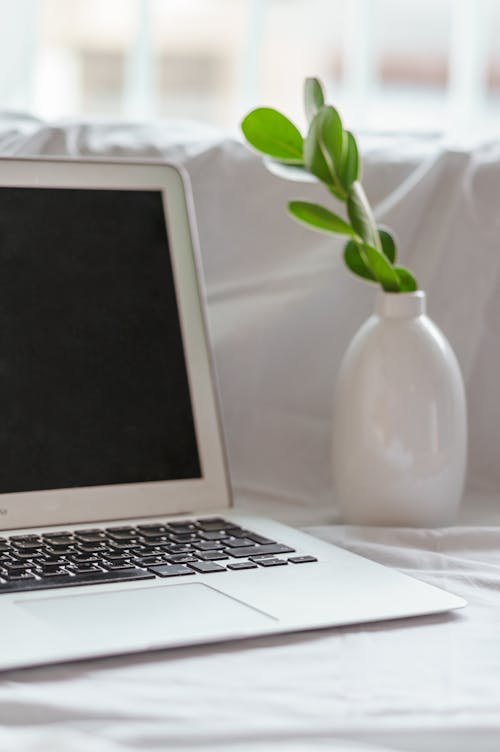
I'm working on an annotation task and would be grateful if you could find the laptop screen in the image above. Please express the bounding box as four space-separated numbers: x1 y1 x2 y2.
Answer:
0 186 202 494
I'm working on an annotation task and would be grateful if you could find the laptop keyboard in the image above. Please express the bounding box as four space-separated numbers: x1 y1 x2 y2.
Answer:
0 517 317 595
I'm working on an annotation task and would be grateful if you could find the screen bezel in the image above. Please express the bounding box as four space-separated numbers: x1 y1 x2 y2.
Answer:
0 157 231 530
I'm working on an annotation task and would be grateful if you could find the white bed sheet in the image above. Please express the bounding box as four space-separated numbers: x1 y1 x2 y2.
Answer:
0 516 499 752
0 116 499 750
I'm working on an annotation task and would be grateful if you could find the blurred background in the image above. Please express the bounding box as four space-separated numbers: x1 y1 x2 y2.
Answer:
1 0 499 139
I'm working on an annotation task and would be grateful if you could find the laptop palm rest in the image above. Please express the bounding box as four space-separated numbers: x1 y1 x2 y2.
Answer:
17 584 276 648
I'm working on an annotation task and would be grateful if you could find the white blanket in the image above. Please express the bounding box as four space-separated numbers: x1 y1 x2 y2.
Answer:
0 115 499 751
0 523 498 752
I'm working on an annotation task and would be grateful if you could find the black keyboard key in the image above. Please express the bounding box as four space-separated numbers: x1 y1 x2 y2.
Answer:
137 536 167 545
43 541 74 551
137 524 168 534
133 555 166 567
188 561 226 574
69 554 98 564
41 531 72 539
38 560 65 571
78 543 108 553
43 561 66 571
196 551 229 561
41 535 73 545
106 533 139 543
69 564 102 574
193 541 225 551
9 535 42 543
103 551 131 562
76 528 104 535
3 572 37 582
166 521 197 530
168 534 198 544
228 529 253 538
38 554 68 565
288 556 318 564
3 570 30 580
225 538 255 548
11 551 43 561
2 563 29 573
227 561 259 571
10 541 41 551
198 531 228 541
135 541 162 551
105 526 136 534
93 555 110 565
0 544 9 553
0 567 154 594
101 560 131 571
229 544 295 558
43 542 74 552
148 564 195 578
254 558 288 567
247 533 276 545
196 518 232 531
107 541 137 552
127 547 153 558
38 568 70 578
166 554 199 564
198 517 228 524
39 543 73 556
74 532 106 543
197 524 235 534
160 544 192 554
42 550 74 560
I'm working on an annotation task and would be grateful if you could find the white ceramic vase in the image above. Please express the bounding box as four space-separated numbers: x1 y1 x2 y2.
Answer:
333 290 467 527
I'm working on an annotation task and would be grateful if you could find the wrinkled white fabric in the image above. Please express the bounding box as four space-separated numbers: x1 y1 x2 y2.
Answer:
0 524 499 752
0 116 500 751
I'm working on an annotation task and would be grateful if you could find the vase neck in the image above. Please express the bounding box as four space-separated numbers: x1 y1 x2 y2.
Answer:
375 290 426 319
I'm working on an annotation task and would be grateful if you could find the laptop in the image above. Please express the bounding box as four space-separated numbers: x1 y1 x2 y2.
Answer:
0 157 465 671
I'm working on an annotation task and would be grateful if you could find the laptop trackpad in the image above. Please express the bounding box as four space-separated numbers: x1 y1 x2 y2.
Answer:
18 583 275 647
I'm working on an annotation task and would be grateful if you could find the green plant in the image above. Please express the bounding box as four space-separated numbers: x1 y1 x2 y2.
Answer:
241 78 418 292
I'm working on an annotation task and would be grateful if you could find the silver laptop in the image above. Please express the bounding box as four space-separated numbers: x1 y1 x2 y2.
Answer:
0 157 465 672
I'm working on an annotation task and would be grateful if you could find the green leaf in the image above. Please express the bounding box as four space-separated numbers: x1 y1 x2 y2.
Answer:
303 106 348 197
318 106 344 181
303 111 334 184
363 244 401 292
288 201 355 237
329 184 349 201
344 240 376 281
378 229 396 263
395 266 418 292
241 108 303 163
340 131 359 189
304 77 325 123
347 181 380 250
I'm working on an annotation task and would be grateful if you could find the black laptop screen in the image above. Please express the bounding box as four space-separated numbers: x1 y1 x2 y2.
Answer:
0 186 202 493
